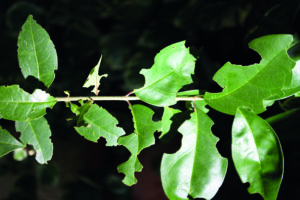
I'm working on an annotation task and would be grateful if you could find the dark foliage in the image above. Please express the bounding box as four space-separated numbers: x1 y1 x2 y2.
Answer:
1 0 300 199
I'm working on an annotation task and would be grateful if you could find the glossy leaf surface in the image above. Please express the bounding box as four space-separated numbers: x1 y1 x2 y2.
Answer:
17 15 58 88
134 41 196 106
75 104 125 146
232 108 283 200
205 34 296 115
16 117 53 164
0 85 56 121
83 56 108 95
0 127 25 158
118 104 160 186
161 101 228 200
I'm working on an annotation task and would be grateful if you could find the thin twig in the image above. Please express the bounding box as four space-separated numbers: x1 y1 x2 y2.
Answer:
55 96 203 102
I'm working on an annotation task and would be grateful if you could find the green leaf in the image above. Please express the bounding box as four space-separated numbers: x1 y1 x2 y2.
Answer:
204 34 296 115
159 107 181 139
279 60 300 98
117 104 160 186
17 15 58 88
16 117 53 164
232 107 283 200
67 101 93 126
75 104 125 146
177 90 200 97
0 127 25 158
161 101 228 200
83 56 108 95
134 41 196 106
0 85 57 121
117 134 142 186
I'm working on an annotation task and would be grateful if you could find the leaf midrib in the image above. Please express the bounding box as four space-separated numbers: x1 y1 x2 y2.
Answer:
29 18 40 80
208 49 290 99
136 67 188 93
240 110 264 195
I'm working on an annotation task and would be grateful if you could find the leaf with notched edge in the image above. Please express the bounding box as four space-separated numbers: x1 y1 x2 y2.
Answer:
232 107 283 200
18 15 58 88
134 41 196 107
0 85 56 121
75 104 125 146
161 101 227 200
16 117 53 164
205 34 296 115
83 56 108 95
117 104 160 186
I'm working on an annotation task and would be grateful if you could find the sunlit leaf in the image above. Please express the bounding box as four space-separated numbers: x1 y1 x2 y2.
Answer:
17 15 58 88
16 116 53 164
134 41 196 106
118 104 160 186
83 56 108 95
0 85 56 121
205 34 296 115
75 104 125 146
0 127 25 158
161 101 228 200
232 107 283 200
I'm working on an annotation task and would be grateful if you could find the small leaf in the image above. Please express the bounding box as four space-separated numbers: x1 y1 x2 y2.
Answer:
17 15 58 88
159 107 180 139
205 34 296 115
232 107 283 200
83 56 108 95
177 90 200 96
134 41 196 106
0 127 25 158
161 101 228 200
0 85 57 121
16 117 53 164
75 104 125 146
118 104 160 186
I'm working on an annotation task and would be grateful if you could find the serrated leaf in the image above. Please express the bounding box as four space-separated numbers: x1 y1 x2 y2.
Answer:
134 41 196 106
161 101 228 200
0 127 25 158
0 85 57 121
204 34 296 115
16 117 53 164
83 56 108 95
117 104 160 186
232 107 283 200
75 104 125 146
17 15 58 88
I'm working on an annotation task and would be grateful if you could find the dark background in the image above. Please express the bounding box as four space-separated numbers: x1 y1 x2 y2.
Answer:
1 0 300 199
